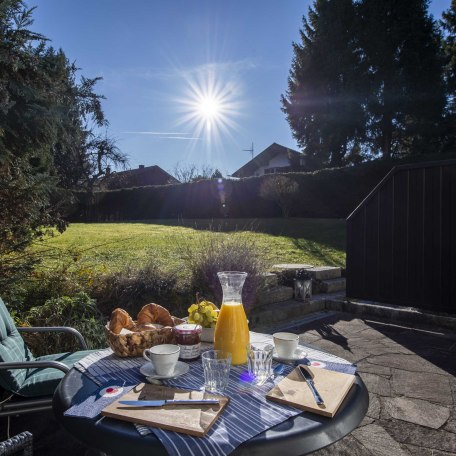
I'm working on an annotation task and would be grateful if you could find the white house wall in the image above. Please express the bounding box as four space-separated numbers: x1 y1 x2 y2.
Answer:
254 153 291 176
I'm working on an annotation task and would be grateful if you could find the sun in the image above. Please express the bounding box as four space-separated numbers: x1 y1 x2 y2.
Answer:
197 96 220 120
176 67 243 146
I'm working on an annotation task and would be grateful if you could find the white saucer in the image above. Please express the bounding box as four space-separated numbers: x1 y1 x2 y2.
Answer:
273 347 308 363
139 361 189 380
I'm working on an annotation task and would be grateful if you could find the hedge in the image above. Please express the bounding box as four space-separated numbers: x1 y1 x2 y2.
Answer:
67 153 456 221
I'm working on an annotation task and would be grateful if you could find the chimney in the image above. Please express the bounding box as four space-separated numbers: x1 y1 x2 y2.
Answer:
138 165 145 169
106 166 111 175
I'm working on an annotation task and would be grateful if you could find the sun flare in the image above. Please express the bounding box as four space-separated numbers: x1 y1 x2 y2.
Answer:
176 66 243 148
197 96 221 120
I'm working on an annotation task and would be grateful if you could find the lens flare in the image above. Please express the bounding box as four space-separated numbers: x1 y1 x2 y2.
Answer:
175 65 244 159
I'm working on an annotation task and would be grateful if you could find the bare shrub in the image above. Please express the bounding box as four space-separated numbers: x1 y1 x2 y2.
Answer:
92 262 186 317
259 175 299 217
180 231 267 309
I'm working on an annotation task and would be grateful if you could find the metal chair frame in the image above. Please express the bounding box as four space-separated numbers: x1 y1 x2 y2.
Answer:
0 431 33 456
0 326 88 417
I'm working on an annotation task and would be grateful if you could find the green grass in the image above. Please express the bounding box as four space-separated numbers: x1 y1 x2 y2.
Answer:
33 218 346 274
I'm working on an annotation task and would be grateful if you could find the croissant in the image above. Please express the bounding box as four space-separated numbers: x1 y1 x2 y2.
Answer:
136 303 174 327
109 308 135 334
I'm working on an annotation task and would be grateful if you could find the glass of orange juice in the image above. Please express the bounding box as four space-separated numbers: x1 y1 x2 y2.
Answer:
214 271 250 365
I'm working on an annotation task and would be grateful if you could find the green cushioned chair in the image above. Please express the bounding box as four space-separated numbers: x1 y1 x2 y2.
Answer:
0 297 97 417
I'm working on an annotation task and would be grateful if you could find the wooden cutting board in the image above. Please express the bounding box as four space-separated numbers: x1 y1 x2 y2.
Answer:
101 383 229 437
266 365 355 418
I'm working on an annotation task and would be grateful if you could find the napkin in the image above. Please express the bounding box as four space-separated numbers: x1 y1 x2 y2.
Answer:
64 384 135 419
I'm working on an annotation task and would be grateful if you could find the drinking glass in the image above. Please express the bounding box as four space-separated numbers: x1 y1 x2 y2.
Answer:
202 350 232 393
247 343 274 385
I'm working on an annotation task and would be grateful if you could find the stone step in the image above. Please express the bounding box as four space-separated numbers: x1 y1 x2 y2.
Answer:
249 298 326 329
260 272 278 288
321 277 346 293
306 266 341 280
271 264 314 273
257 285 293 306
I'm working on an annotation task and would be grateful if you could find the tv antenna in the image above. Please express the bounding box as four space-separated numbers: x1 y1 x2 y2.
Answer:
243 142 254 160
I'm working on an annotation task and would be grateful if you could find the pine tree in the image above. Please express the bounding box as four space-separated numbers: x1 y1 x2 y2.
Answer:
442 0 456 112
358 0 446 157
440 0 456 151
281 0 366 168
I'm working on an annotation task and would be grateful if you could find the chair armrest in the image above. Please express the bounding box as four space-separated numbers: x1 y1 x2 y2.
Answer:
17 326 88 350
0 360 70 374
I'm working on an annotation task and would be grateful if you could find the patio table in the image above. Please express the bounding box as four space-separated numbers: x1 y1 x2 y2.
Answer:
52 333 368 455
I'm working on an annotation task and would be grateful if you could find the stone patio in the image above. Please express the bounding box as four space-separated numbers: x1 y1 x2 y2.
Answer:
1 311 455 455
299 313 456 456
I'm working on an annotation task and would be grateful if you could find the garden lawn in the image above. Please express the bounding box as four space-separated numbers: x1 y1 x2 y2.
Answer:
33 218 346 277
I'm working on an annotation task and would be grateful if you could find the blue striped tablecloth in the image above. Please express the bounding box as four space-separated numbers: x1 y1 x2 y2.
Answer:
71 332 355 456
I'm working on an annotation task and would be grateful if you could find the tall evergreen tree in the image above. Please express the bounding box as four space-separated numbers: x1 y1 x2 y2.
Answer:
442 0 456 111
281 0 366 168
0 0 125 291
440 0 456 150
358 0 446 158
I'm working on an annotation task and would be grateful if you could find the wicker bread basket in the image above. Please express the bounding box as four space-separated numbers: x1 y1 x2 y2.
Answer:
105 316 185 357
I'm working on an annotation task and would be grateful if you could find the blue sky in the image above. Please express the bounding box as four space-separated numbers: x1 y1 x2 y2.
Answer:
32 0 451 177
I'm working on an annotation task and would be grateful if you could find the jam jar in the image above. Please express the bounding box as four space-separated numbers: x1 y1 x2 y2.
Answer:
174 324 202 360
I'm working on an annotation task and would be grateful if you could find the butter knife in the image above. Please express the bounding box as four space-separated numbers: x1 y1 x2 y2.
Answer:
118 399 220 407
298 365 325 407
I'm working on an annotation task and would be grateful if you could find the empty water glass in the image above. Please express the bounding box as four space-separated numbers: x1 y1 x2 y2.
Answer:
247 343 274 385
202 350 232 393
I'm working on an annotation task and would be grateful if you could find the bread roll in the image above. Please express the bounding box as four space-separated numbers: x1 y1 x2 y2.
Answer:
136 303 174 327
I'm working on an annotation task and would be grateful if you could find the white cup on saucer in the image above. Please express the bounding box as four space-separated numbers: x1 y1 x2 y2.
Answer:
273 332 299 359
143 344 180 376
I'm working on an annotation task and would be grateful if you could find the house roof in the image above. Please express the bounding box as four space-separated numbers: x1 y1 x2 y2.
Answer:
104 165 179 189
231 143 302 178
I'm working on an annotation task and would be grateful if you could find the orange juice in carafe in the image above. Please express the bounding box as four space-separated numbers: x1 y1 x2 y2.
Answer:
214 301 249 365
214 272 250 365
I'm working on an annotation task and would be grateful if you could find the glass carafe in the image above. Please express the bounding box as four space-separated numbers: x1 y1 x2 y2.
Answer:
214 271 250 365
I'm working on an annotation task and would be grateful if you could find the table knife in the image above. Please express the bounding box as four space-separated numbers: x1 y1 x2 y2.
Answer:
118 399 220 407
298 365 325 407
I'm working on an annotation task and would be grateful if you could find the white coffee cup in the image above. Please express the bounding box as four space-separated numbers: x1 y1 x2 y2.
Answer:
273 332 299 359
143 344 180 376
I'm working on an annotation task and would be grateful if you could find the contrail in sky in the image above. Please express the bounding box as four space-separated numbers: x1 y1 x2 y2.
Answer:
121 131 201 140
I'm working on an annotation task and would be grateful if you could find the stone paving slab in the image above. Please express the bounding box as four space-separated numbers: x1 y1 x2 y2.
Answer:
383 420 456 454
405 444 456 456
356 360 392 377
312 434 374 455
445 417 456 435
391 368 453 405
366 393 381 420
359 372 392 397
368 353 449 375
381 397 451 429
351 424 410 456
